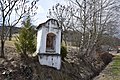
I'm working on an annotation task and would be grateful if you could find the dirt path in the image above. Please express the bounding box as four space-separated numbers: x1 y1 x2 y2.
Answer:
93 54 120 80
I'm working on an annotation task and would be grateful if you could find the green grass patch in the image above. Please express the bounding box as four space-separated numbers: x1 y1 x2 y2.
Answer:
111 55 120 75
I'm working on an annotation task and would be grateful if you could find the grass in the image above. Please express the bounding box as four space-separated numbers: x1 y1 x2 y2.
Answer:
0 35 17 48
111 55 120 76
5 40 15 47
93 54 120 80
0 40 15 48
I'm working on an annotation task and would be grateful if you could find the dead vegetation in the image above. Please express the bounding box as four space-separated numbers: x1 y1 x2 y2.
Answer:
0 40 114 80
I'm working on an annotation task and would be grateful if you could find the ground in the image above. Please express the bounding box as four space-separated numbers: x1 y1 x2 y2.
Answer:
0 40 32 80
93 54 120 80
0 39 116 80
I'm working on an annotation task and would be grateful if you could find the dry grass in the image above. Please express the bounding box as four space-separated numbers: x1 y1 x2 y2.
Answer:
0 40 15 48
0 34 18 48
4 40 15 48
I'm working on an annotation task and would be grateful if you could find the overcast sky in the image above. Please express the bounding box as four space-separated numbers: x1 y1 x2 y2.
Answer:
33 0 66 26
0 0 66 27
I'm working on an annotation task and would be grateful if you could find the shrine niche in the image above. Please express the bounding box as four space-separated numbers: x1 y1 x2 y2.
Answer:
36 19 61 70
46 33 56 51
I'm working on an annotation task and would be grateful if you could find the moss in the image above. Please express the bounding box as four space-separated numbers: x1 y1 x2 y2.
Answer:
61 45 68 61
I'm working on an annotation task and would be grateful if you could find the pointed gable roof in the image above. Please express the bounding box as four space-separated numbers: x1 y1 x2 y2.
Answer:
36 19 59 29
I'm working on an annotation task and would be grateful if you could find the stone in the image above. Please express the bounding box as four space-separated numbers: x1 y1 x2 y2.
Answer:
0 59 5 64
2 71 6 75
11 61 18 68
8 57 14 61
3 62 8 66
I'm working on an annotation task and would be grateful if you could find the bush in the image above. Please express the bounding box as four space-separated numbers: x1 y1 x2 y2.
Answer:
61 45 68 61
100 52 114 65
14 16 36 57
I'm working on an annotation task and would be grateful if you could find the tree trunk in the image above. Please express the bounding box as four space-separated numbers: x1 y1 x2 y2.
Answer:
1 24 5 58
9 26 12 41
1 11 5 58
0 40 5 58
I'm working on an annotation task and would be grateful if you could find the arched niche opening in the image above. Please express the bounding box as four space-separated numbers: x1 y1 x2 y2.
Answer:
46 33 56 52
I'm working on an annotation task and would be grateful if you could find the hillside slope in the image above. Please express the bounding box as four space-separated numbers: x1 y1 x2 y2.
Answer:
0 41 110 80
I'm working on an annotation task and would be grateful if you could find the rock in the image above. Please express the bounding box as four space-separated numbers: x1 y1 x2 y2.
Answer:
0 59 5 64
8 57 14 61
11 61 18 68
2 71 6 75
8 68 13 73
3 62 8 66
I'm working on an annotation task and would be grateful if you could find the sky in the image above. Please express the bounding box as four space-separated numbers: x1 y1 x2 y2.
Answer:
0 0 67 27
33 0 66 26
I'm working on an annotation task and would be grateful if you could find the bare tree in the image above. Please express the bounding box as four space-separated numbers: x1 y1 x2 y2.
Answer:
68 0 119 71
47 3 76 45
0 0 38 58
67 0 118 50
48 0 120 71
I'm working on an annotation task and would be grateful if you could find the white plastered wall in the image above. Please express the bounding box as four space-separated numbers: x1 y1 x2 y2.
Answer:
37 20 61 70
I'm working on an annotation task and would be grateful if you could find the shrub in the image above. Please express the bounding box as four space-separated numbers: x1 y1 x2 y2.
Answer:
61 45 68 61
14 16 36 57
100 52 114 65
